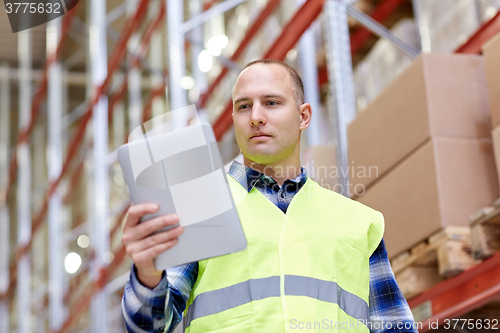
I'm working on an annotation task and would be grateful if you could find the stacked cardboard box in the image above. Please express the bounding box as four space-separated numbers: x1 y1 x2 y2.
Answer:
483 32 500 191
348 53 499 258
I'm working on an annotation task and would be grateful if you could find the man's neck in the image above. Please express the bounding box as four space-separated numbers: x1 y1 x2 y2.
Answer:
243 156 302 186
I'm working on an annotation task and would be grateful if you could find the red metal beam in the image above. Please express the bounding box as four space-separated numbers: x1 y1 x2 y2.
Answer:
198 0 281 109
350 0 404 54
5 3 79 202
141 82 167 124
263 0 326 59
60 205 128 308
135 0 166 64
108 78 128 124
64 265 89 305
110 204 130 240
408 251 500 332
456 10 500 54
109 0 166 124
318 0 404 86
62 157 85 205
56 245 127 333
212 0 326 140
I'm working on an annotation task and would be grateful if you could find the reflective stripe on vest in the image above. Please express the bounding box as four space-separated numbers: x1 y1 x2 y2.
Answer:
185 275 369 329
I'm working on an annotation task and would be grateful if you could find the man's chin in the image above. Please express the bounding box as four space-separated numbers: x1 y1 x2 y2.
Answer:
244 152 279 165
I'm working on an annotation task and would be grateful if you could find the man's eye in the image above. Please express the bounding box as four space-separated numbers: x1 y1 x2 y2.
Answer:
239 104 249 110
267 101 278 106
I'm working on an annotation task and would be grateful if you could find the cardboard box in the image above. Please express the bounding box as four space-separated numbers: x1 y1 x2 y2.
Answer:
483 32 500 128
356 137 498 258
348 54 492 194
493 126 500 190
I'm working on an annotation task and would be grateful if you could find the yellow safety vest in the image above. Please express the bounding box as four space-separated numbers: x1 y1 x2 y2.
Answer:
183 174 384 332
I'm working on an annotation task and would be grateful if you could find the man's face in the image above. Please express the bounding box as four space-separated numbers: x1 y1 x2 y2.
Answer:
232 64 305 165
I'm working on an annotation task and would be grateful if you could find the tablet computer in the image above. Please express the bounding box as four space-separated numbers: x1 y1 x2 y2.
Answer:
117 122 247 270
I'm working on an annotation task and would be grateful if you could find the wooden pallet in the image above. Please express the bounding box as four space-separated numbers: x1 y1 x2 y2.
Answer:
391 226 481 299
469 198 500 260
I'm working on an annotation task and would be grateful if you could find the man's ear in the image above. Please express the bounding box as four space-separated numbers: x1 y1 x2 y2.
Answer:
299 103 312 131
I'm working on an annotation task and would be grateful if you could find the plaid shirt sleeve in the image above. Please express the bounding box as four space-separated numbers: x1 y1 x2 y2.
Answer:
369 238 418 333
121 262 198 333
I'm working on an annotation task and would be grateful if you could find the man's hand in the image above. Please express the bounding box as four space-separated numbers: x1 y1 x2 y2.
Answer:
122 203 184 289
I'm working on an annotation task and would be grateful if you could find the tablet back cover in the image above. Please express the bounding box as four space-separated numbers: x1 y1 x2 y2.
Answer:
117 122 247 270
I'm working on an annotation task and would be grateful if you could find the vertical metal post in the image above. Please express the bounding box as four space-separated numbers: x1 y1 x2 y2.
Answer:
0 63 11 333
149 0 166 125
412 0 430 53
296 4 322 146
189 0 209 123
167 0 188 127
128 0 143 131
32 124 46 332
90 0 110 331
17 28 32 333
85 2 95 328
169 2 188 328
473 0 483 27
323 0 356 197
47 17 65 331
171 1 189 321
62 70 69 121
61 69 71 322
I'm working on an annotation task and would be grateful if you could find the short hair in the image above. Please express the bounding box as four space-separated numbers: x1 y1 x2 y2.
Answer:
232 59 305 109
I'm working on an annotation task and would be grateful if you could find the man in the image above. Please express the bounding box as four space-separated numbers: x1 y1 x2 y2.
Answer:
121 59 417 333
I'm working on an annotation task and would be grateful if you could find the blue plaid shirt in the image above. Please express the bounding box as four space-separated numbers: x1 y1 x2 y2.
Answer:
122 161 417 333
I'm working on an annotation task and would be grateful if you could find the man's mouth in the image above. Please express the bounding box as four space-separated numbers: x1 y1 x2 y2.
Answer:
250 134 271 140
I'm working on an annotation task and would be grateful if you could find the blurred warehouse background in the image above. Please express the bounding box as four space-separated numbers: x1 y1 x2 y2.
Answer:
1 0 500 332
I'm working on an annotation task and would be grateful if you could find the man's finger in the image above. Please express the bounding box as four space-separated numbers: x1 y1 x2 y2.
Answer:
122 203 159 229
131 239 179 264
122 214 180 244
126 226 184 253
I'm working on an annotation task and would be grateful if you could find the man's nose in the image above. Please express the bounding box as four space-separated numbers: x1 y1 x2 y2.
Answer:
250 104 266 126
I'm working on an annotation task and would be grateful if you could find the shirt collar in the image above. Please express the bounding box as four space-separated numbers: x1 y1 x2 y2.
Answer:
228 160 308 193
